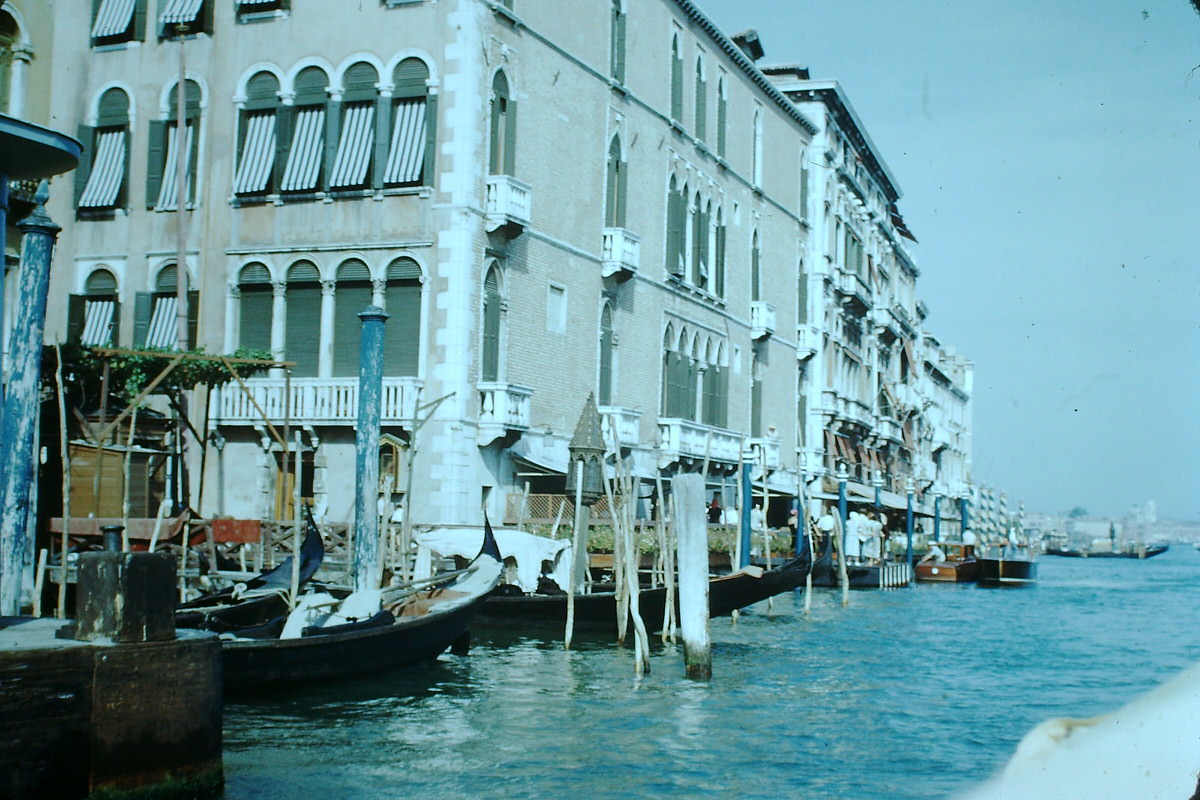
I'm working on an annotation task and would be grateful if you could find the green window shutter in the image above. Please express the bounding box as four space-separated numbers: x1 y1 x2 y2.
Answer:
422 93 437 187
322 100 340 193
67 295 86 344
238 286 273 353
273 105 293 192
751 377 763 437
714 221 726 297
132 291 152 346
752 241 760 301
695 72 706 141
145 120 167 208
133 0 146 41
605 152 618 229
109 298 122 345
74 125 95 206
383 281 420 376
717 90 727 158
615 8 626 83
489 95 503 175
616 155 628 228
598 309 613 405
200 0 213 35
187 117 199 205
186 290 199 349
800 163 809 218
372 95 389 191
332 282 372 376
503 98 517 176
797 269 807 324
670 43 682 121
666 188 683 277
482 270 501 382
285 283 321 377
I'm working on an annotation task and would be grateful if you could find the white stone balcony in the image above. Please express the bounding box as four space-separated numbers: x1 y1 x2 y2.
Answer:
875 417 903 443
750 300 776 340
748 436 781 470
601 227 640 281
484 175 532 233
212 376 423 427
657 418 743 467
836 270 871 312
477 381 533 446
599 405 642 448
796 324 819 361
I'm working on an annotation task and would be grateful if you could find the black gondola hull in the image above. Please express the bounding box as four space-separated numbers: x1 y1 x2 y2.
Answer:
976 557 1037 586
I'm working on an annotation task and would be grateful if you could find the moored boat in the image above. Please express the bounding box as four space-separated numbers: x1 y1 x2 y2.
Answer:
976 545 1037 587
1044 543 1169 559
810 532 911 588
914 542 977 583
219 519 502 692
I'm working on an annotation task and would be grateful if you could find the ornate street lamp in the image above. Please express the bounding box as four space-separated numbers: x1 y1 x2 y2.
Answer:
566 392 605 507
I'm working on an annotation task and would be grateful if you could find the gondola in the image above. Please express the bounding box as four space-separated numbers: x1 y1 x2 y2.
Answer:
809 532 911 588
220 518 503 692
475 531 812 634
1044 544 1168 559
175 505 326 634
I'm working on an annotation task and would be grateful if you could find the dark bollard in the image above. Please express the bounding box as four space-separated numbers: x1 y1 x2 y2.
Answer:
75 551 176 643
101 524 123 553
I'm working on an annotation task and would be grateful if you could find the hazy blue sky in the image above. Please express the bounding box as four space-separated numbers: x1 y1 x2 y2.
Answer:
700 0 1199 521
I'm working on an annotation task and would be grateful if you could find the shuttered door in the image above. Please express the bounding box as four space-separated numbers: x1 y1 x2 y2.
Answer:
285 262 320 377
481 268 501 382
598 307 613 406
331 259 372 377
384 273 420 377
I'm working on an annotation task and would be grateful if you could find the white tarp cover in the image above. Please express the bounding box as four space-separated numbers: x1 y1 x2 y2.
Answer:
414 527 571 594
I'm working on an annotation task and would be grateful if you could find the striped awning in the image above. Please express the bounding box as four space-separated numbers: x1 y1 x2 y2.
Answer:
233 111 276 194
146 295 179 349
91 0 136 38
329 103 375 189
280 107 325 192
160 0 204 25
82 299 116 347
79 129 126 208
384 98 426 185
155 123 194 211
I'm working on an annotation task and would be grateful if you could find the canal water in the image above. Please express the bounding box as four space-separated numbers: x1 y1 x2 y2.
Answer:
222 546 1200 799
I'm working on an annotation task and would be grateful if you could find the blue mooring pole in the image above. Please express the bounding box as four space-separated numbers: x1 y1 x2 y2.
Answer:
738 462 752 568
837 468 848 558
933 494 941 541
353 305 389 593
960 496 970 532
0 185 61 614
905 481 915 572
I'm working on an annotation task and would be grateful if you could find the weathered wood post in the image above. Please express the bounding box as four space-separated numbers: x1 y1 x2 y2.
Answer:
0 185 61 615
905 477 915 574
673 472 710 679
353 306 389 592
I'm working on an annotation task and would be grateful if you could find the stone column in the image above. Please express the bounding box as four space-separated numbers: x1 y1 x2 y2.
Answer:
318 279 335 378
353 306 389 592
0 185 61 614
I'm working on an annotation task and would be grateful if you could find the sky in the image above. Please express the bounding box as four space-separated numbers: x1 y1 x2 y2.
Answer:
699 0 1200 521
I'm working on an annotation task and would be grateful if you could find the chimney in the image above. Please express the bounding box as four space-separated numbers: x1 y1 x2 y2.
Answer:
731 29 764 62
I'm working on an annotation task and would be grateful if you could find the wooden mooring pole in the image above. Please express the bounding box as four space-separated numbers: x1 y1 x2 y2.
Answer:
672 473 710 679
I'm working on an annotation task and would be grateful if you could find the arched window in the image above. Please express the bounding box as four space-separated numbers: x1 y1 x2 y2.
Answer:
384 58 435 188
77 87 130 211
702 341 727 427
598 304 614 406
332 258 372 376
694 55 706 141
669 34 683 122
148 79 201 211
489 71 515 176
329 61 378 190
605 135 626 228
90 0 146 46
383 257 422 376
691 193 709 288
0 12 17 115
285 260 321 376
609 0 626 83
280 66 329 194
237 262 273 353
716 74 727 158
135 264 196 349
159 0 213 38
665 176 686 279
234 71 280 197
751 230 762 301
481 264 503 382
68 269 120 346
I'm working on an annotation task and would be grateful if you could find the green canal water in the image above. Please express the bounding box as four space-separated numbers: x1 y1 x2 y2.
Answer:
222 546 1200 799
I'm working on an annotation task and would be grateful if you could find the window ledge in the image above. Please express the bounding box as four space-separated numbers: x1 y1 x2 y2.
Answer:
91 40 142 52
76 207 128 221
236 9 289 24
380 185 432 198
669 120 687 137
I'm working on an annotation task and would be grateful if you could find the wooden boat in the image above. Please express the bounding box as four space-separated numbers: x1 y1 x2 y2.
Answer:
175 506 326 634
976 545 1037 587
1044 544 1169 559
914 542 978 583
809 533 911 588
219 519 502 692
476 532 812 634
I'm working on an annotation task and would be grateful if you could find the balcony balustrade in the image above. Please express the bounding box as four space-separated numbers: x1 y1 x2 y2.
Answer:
657 418 742 467
796 324 819 360
750 300 776 340
477 381 533 445
484 175 532 234
212 376 423 427
598 405 642 448
836 270 871 313
601 228 640 281
748 437 781 470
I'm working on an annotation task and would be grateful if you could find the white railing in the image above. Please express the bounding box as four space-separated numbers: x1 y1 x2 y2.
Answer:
478 381 533 444
838 271 871 308
598 405 642 448
875 417 903 443
657 418 743 465
212 376 423 426
748 437 781 470
601 227 640 279
485 175 532 231
750 300 776 340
